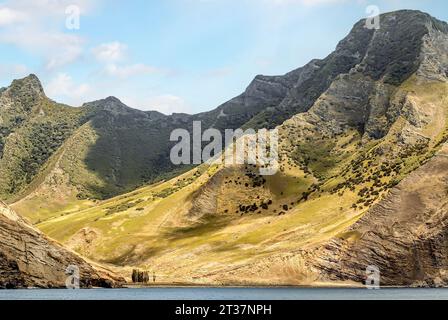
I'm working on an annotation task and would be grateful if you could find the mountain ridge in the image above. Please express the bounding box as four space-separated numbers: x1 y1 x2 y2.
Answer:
7 9 444 208
2 9 448 286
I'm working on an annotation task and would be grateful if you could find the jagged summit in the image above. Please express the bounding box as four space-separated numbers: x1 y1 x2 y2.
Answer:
14 73 42 85
352 9 448 84
373 9 448 32
9 74 45 98
103 96 123 104
82 95 148 116
83 95 126 107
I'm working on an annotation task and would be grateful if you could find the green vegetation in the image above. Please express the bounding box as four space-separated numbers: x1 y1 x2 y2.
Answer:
3 13 448 284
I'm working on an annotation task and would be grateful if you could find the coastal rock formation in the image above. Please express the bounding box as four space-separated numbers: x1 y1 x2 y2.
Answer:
0 201 123 288
308 145 448 287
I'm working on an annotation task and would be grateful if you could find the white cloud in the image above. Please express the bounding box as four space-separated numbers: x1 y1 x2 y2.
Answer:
300 0 346 5
104 63 159 78
0 8 26 26
203 67 232 78
122 94 191 115
0 0 99 70
45 73 91 106
6 0 98 16
264 0 347 6
43 73 187 114
92 41 160 79
44 34 84 69
92 42 128 63
0 30 85 70
0 64 28 78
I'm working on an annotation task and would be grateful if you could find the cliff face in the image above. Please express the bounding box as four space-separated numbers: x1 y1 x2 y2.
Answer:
307 145 448 287
294 11 448 287
0 201 123 288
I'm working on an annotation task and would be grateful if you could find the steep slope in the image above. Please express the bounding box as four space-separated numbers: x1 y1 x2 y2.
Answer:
5 66 307 220
33 10 448 286
5 12 416 215
0 75 87 200
0 200 122 288
307 144 448 287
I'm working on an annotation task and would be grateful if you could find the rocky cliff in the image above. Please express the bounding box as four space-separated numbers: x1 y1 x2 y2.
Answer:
307 145 448 287
0 200 123 288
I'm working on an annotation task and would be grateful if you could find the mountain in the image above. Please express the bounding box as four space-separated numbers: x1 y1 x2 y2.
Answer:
2 10 448 286
0 12 383 216
0 10 393 221
1 67 309 223
0 75 84 199
0 200 122 288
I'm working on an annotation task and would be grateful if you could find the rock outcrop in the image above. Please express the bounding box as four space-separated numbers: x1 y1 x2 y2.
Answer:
309 145 448 286
0 201 123 288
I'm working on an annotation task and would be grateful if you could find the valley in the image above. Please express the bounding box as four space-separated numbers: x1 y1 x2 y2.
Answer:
1 9 448 288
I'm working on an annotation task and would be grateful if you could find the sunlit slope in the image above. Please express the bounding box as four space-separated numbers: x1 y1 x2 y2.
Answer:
11 10 448 229
10 112 194 224
307 143 448 286
36 78 448 284
0 75 88 203
2 10 448 286
5 65 308 211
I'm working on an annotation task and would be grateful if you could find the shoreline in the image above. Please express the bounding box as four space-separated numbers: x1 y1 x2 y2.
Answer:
6 285 448 290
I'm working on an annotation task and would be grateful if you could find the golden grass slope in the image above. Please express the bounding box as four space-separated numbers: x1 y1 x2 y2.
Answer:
15 77 448 285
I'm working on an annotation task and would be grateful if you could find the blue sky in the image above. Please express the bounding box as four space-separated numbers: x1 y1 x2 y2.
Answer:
0 0 447 114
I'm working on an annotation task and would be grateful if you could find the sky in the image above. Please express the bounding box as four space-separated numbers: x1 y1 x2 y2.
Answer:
0 0 447 115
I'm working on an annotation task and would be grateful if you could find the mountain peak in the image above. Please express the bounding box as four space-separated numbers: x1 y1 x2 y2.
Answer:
382 9 447 27
104 96 122 103
83 96 127 109
355 9 448 30
82 96 149 117
9 74 45 98
339 9 448 86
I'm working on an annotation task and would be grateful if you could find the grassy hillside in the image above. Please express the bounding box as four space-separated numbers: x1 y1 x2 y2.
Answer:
0 76 88 200
4 10 448 286
3 71 299 211
8 11 447 220
32 77 448 284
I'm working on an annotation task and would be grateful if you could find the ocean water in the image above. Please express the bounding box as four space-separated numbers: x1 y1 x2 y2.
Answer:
0 287 447 300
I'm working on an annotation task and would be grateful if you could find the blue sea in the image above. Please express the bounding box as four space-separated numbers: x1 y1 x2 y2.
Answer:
0 287 447 300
